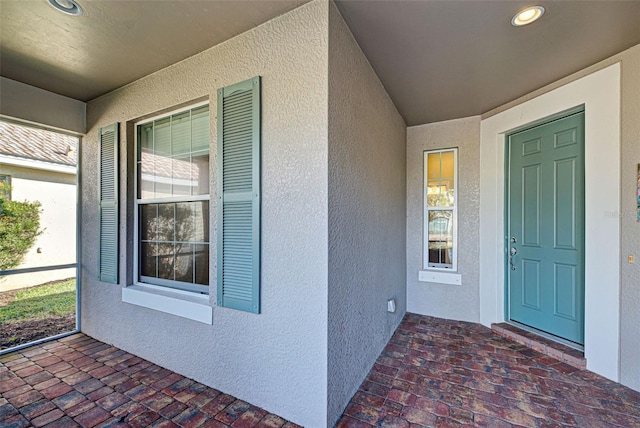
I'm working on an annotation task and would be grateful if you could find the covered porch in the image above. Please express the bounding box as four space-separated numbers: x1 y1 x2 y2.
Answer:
1 1 639 426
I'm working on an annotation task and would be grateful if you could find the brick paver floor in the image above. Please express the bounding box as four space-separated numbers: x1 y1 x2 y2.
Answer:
336 313 640 427
0 334 301 428
2 315 640 428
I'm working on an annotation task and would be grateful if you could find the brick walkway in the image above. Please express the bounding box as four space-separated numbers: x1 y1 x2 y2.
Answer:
336 313 640 427
0 334 300 428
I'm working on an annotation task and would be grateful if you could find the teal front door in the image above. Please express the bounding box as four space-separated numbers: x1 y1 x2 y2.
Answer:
507 111 585 345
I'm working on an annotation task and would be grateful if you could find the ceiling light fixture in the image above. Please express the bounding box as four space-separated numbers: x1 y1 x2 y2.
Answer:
48 0 83 16
511 6 545 26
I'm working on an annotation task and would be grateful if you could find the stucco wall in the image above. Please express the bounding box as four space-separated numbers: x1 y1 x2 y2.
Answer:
327 3 407 424
406 117 481 321
482 44 640 391
618 46 640 392
82 2 329 426
0 77 86 134
0 164 76 290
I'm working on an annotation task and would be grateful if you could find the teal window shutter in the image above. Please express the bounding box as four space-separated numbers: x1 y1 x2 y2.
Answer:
99 123 119 284
217 77 261 313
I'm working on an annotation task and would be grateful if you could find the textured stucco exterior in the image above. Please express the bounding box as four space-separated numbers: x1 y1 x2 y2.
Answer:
327 2 407 424
406 117 481 321
618 45 640 392
482 44 640 391
83 2 329 426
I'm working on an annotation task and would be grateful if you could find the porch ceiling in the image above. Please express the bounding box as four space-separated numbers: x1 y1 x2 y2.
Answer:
1 1 639 125
335 0 640 125
0 0 309 102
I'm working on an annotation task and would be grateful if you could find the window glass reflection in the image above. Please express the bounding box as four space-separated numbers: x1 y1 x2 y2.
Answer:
137 107 210 199
137 106 210 292
139 202 209 287
174 243 194 283
428 210 453 267
194 244 209 286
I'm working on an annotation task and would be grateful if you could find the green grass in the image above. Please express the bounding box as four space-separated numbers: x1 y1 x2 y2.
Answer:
0 279 76 324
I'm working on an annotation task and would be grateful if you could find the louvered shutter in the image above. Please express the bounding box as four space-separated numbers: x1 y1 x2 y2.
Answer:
99 123 119 283
217 77 261 313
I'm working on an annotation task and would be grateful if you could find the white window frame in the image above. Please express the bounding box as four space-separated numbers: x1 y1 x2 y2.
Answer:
423 148 458 271
133 101 210 295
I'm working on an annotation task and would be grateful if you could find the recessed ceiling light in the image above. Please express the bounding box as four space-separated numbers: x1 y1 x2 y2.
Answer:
511 6 545 26
48 0 83 16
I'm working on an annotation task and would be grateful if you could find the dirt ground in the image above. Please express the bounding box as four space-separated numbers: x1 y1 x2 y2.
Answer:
0 314 76 350
0 282 76 350
0 286 19 307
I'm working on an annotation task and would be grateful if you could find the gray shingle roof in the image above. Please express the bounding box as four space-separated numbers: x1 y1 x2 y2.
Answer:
0 121 78 167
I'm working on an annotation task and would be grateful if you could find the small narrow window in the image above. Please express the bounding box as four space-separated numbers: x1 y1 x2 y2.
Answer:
135 104 210 294
423 149 457 270
0 175 11 200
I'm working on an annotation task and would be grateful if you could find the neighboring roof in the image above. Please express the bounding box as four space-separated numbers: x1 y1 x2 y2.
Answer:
0 121 78 167
140 150 203 182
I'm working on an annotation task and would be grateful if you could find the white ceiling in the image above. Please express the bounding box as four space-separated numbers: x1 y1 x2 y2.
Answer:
1 0 639 126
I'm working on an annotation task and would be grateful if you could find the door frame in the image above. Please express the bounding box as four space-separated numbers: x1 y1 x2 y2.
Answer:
479 63 621 382
504 108 585 348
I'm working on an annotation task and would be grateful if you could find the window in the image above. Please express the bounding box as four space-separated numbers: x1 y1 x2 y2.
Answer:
0 175 11 200
135 104 210 293
424 149 457 270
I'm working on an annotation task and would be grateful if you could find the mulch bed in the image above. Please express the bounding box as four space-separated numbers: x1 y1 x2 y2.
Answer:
0 314 76 350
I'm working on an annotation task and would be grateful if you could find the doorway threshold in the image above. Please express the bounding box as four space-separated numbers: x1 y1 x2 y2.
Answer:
491 322 586 369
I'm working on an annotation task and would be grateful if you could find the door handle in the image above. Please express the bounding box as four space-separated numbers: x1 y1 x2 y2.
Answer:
509 247 517 270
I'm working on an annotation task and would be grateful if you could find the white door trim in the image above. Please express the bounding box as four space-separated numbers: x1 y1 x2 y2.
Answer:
479 63 621 381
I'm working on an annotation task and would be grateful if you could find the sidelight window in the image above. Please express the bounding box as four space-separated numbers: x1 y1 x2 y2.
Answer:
424 149 457 270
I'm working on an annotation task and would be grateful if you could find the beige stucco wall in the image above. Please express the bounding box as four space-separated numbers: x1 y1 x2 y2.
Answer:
83 2 329 425
327 2 407 424
482 44 640 391
0 163 76 291
406 117 481 321
0 77 86 134
619 44 640 393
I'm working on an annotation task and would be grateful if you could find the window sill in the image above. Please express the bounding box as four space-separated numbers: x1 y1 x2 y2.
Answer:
122 284 213 325
419 270 462 285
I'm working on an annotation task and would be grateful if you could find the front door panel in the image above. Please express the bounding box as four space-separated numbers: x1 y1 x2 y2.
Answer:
508 111 585 345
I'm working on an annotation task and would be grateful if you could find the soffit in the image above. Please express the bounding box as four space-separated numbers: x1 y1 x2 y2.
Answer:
1 1 639 125
0 0 308 102
335 0 640 125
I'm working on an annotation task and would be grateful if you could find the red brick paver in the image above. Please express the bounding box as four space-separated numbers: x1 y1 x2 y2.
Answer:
336 313 640 427
0 334 300 428
3 317 640 428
